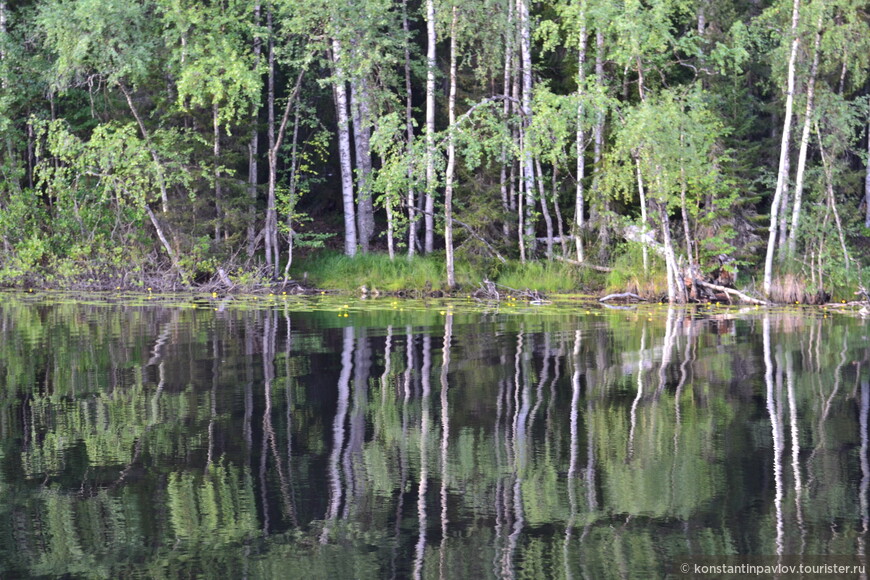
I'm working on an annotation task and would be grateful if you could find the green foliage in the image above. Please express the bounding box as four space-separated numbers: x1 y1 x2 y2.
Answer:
38 0 160 90
169 0 262 131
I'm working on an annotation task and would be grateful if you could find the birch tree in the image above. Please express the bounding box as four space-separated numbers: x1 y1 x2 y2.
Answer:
424 0 437 254
763 0 801 297
785 3 824 256
445 6 458 288
330 38 358 256
517 0 535 259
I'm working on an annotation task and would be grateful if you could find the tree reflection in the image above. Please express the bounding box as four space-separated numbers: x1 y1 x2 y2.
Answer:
0 298 868 577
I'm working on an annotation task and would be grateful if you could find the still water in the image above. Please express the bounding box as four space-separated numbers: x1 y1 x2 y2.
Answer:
0 293 867 578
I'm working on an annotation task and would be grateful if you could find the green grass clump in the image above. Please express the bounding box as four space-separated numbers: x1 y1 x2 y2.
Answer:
494 260 601 294
294 251 481 292
295 250 610 294
605 243 668 298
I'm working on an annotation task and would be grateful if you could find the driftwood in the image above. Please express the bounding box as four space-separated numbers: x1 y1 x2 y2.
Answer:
695 281 769 305
599 292 646 303
217 267 235 290
472 280 550 303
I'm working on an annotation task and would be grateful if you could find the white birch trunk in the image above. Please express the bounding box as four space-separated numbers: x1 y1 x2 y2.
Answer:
575 0 587 263
213 102 222 243
866 121 870 229
634 154 649 275
403 0 417 257
518 0 536 251
552 166 568 257
246 1 261 258
266 10 278 274
445 7 458 289
283 103 301 282
763 0 801 296
424 0 437 254
500 0 515 237
787 8 823 256
332 39 358 256
659 201 684 304
535 157 554 259
351 76 374 253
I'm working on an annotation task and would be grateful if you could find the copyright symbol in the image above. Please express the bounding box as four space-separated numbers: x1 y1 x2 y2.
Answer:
680 563 690 574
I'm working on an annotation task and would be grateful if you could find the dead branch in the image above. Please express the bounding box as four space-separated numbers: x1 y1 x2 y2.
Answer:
695 281 769 305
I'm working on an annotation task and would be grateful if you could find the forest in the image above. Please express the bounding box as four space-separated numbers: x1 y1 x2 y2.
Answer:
0 0 868 302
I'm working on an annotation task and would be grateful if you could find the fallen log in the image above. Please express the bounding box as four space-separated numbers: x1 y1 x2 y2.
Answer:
695 281 768 305
599 292 646 303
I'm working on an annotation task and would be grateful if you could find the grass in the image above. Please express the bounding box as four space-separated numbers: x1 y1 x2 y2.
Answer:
604 244 668 299
293 250 604 294
494 260 602 294
293 251 481 292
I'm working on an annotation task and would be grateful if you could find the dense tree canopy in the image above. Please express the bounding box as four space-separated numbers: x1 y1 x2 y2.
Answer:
0 0 868 300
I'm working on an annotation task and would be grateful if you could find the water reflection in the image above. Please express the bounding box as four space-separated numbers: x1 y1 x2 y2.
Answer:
0 298 867 577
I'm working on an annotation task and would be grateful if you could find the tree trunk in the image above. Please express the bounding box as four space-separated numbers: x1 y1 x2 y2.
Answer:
816 121 850 270
403 0 417 257
386 197 395 259
575 0 587 263
679 131 693 267
553 166 567 257
0 2 5 91
424 0 437 254
511 53 520 214
535 157 554 259
351 76 374 253
283 102 301 282
776 162 790 254
660 204 683 304
266 9 278 275
518 0 536 253
763 0 801 296
500 0 515 238
866 120 870 229
246 0 261 258
593 29 609 261
680 165 693 266
331 39 358 257
786 8 823 256
213 101 222 243
634 153 649 275
518 167 526 263
146 206 188 283
445 7 458 289
264 55 306 278
119 84 169 214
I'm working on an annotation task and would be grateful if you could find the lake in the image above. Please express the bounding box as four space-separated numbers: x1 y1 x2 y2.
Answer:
0 293 867 578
